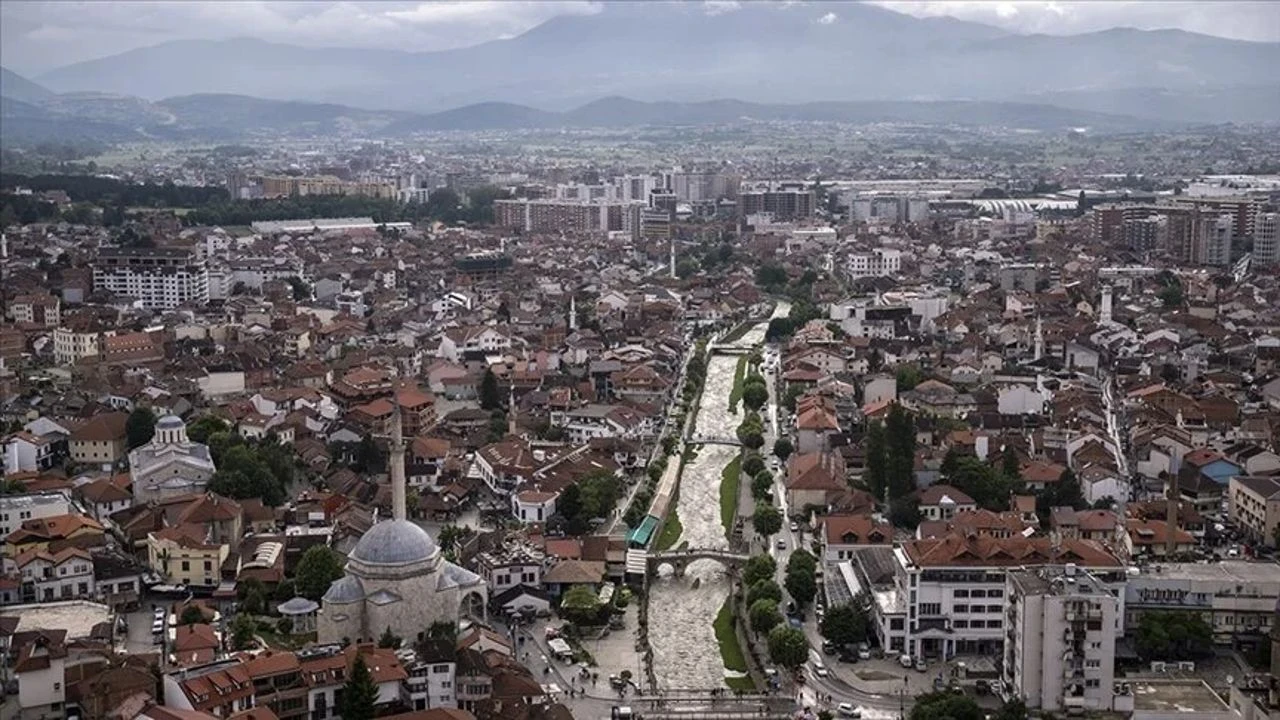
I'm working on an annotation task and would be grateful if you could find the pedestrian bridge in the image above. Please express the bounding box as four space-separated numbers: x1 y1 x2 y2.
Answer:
647 548 752 575
686 434 742 447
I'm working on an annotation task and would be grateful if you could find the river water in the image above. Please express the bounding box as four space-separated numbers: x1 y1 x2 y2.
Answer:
648 324 767 689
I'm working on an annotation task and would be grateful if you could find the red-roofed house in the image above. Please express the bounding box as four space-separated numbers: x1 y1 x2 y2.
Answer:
820 514 892 561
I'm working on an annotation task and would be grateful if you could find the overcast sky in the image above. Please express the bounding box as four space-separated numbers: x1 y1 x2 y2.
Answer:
3 0 1278 76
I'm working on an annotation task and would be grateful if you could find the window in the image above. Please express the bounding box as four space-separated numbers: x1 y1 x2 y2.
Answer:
953 589 969 598
432 665 450 674
890 618 903 630
181 560 190 572
971 590 986 598
954 604 969 613
953 620 968 629
969 620 984 629
920 603 941 616
1090 642 1102 650
989 589 1003 598
441 681 452 689
1085 679 1100 688
204 560 212 572
1085 660 1101 668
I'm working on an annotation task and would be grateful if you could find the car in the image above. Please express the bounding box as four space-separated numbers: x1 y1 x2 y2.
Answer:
915 658 928 672
858 647 871 660
789 521 799 532
837 703 862 718
776 538 786 550
812 664 830 678
822 641 837 656
899 654 914 668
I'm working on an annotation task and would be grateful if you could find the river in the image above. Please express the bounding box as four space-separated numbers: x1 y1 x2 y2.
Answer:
648 322 768 689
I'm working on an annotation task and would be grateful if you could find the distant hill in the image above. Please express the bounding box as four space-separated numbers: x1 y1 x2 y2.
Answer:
395 96 1160 133
0 67 55 104
156 94 412 135
32 3 1280 123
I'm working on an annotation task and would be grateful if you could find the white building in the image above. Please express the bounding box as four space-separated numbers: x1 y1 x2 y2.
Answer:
847 248 903 278
93 247 210 310
14 546 95 603
128 416 217 505
52 326 101 366
1254 212 1278 266
1005 567 1122 714
0 491 74 539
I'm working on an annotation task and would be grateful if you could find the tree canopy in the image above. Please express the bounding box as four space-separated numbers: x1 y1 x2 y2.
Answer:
749 599 783 634
125 406 157 450
742 555 777 587
295 545 345 601
766 625 808 670
753 502 782 538
339 656 380 720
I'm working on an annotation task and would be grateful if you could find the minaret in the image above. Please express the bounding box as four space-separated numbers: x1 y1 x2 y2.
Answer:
507 383 517 436
1033 316 1044 361
1101 284 1113 325
569 294 578 332
669 237 676 279
390 392 407 521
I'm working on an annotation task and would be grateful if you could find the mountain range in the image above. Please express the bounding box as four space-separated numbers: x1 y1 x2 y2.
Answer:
2 2 1277 146
23 2 1280 122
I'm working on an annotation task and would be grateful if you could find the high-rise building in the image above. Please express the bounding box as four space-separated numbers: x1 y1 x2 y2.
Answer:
1196 213 1234 267
666 171 739 203
738 189 816 220
1004 567 1122 714
1255 212 1279 267
1121 216 1167 252
93 247 209 310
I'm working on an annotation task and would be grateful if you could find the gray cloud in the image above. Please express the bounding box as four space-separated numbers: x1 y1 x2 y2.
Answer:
2 0 1275 77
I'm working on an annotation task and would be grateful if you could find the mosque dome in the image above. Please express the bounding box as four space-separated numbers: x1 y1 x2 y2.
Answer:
349 519 439 567
322 575 365 604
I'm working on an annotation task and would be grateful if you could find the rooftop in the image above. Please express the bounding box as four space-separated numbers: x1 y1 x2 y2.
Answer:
1130 679 1230 714
0 600 113 640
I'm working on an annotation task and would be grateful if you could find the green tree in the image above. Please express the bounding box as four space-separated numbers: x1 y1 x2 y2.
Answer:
179 606 206 626
230 613 256 650
747 580 783 606
784 551 818 607
752 502 782 538
295 545 345 601
766 625 809 670
755 263 788 288
749 599 783 634
949 455 1014 511
438 524 472 556
379 626 400 649
479 368 502 411
742 555 777 587
1135 611 1212 661
895 365 923 392
125 406 158 450
743 453 765 477
185 415 229 444
889 495 922 529
742 380 769 412
751 470 773 502
424 188 461 224
1001 445 1022 482
864 421 887 500
910 692 983 720
339 656 380 720
559 585 604 626
820 595 871 647
885 403 917 499
773 438 793 462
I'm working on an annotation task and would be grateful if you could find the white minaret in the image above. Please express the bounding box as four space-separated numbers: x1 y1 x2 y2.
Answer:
1033 316 1044 361
390 394 407 521
1101 284 1113 325
569 294 578 331
669 237 676 279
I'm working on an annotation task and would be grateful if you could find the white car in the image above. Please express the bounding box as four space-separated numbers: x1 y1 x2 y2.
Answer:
837 703 862 718
789 521 799 532
811 661 829 678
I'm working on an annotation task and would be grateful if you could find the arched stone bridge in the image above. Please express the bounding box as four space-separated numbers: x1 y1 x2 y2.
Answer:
686 434 743 447
647 548 752 575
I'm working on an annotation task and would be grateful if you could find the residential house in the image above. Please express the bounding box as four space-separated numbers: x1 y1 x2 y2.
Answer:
820 514 892 562
68 412 129 470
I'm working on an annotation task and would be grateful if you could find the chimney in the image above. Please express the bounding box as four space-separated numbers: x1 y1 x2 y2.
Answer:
1166 472 1179 556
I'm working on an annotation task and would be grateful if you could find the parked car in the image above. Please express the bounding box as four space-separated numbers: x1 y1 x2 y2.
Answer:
899 654 914 668
837 703 862 718
776 537 787 550
915 657 928 672
822 641 837 656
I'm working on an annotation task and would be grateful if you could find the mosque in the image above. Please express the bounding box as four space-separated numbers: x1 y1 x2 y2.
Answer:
317 402 486 644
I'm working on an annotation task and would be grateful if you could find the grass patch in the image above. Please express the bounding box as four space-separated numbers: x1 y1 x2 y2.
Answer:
714 598 756 691
719 454 742 536
728 356 748 413
655 509 683 551
722 322 753 344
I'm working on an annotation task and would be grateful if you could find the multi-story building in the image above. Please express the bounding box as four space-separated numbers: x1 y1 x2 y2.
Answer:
738 188 816 219
0 491 74 539
52 326 101 366
1196 213 1234 267
15 546 95 603
147 525 229 588
493 198 643 237
667 170 738 203
1122 215 1167 252
847 248 903 279
1255 212 1279 267
475 541 544 595
93 247 210 310
1228 476 1280 548
894 534 1124 660
1005 567 1121 713
1123 561 1280 654
9 294 60 327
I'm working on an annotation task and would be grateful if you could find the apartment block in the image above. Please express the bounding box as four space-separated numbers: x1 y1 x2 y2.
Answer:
1005 567 1122 713
93 247 210 310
